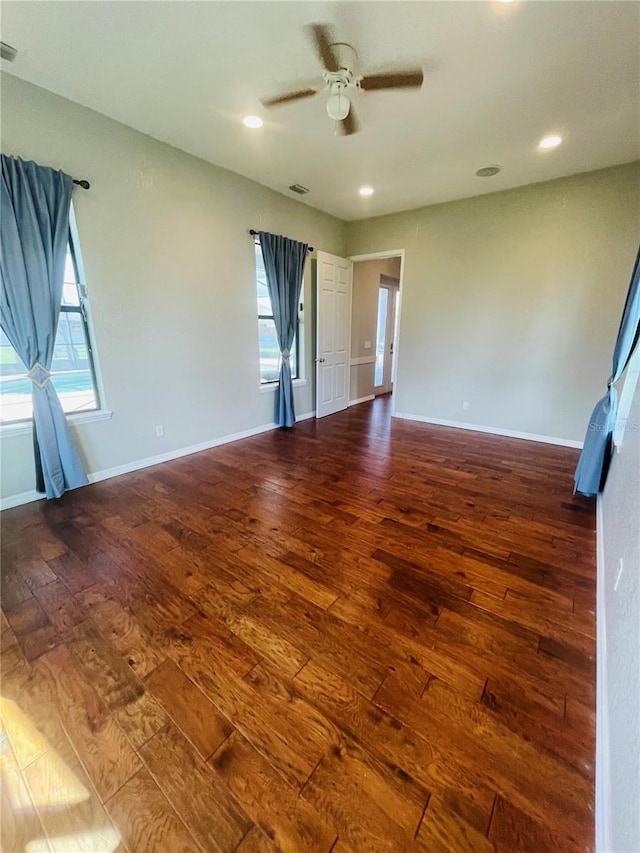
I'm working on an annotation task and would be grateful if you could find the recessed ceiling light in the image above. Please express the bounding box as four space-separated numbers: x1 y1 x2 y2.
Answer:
476 165 502 178
243 115 263 129
359 186 374 197
538 134 562 149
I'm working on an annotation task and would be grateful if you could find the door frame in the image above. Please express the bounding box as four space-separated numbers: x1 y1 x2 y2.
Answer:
348 249 405 417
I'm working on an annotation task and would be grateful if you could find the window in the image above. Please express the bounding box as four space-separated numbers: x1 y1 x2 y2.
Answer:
0 218 101 424
256 244 299 383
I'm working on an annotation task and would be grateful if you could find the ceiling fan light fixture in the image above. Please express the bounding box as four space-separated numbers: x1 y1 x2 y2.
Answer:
326 92 350 121
243 115 263 129
359 186 374 196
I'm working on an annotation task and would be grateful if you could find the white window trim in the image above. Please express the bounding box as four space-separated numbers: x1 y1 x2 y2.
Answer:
255 242 307 388
69 204 108 414
1 408 113 437
0 205 109 433
259 378 307 394
613 344 640 451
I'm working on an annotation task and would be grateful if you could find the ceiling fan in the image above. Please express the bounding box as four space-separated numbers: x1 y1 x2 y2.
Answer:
260 24 424 136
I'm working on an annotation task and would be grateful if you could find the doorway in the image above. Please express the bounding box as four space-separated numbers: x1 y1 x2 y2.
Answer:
348 251 404 410
374 274 400 396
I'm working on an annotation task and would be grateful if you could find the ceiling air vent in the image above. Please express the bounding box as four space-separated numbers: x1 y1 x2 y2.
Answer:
289 184 309 195
1 42 18 62
475 165 501 178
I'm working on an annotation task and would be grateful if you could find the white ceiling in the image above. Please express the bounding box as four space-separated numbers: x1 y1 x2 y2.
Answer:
2 1 639 220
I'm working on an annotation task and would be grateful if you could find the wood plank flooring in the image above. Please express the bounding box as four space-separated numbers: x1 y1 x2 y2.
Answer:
0 397 596 852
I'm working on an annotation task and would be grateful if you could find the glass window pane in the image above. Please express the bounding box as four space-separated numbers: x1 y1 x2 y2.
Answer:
257 319 298 383
259 318 281 383
289 334 297 380
0 328 30 423
257 290 272 315
375 287 389 386
50 311 97 414
0 228 100 423
0 316 98 422
256 243 298 382
63 251 76 283
256 247 272 316
62 247 80 307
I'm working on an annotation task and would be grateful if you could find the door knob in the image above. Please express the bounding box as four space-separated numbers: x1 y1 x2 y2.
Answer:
316 357 326 363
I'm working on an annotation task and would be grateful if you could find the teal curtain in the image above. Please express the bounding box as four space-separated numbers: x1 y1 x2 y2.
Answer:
574 245 640 496
1 155 88 498
258 231 308 427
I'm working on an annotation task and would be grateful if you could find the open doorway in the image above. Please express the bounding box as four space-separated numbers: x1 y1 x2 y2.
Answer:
348 251 404 408
374 274 400 395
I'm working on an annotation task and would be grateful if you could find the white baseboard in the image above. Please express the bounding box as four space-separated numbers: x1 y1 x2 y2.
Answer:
0 489 43 511
595 495 610 853
86 421 278 486
0 411 316 511
349 395 375 407
393 411 583 449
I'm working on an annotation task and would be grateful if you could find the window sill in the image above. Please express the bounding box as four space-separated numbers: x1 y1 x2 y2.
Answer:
259 379 307 394
1 409 113 437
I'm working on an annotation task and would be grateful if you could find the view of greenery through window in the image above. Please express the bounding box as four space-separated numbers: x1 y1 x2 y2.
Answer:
256 244 298 383
0 235 99 423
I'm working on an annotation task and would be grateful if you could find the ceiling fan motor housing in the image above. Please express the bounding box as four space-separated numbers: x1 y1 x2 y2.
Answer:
261 26 423 136
330 43 357 75
323 43 359 120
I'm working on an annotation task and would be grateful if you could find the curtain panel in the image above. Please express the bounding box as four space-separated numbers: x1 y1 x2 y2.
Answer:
1 155 88 498
574 245 640 496
258 231 308 427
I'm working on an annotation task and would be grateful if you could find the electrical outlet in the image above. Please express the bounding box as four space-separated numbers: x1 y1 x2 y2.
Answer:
364 341 371 349
462 401 469 411
614 558 624 592
155 424 164 437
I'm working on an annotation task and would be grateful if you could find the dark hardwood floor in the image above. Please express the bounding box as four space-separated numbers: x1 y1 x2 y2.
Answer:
0 397 596 852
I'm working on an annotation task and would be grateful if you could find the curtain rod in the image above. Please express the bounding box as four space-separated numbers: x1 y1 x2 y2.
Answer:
73 179 90 190
249 229 313 253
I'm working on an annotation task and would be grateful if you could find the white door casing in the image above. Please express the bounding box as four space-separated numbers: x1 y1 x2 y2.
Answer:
316 251 353 419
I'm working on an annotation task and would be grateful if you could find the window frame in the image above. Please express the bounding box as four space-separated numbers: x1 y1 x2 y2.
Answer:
256 243 302 385
0 205 110 431
58 225 102 412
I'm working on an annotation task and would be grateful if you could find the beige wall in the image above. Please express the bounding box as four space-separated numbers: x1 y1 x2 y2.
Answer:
0 73 345 501
2 70 638 504
350 257 401 402
346 162 640 442
600 362 640 852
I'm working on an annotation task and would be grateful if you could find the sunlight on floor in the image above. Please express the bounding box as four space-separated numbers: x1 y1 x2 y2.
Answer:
26 829 122 852
0 697 120 852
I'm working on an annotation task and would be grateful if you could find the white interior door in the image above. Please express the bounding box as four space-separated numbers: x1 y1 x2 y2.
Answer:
316 251 353 419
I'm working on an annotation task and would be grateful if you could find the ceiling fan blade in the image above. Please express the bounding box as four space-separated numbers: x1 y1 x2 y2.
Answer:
260 88 318 107
1 41 18 62
338 108 360 136
360 70 424 91
307 23 339 72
